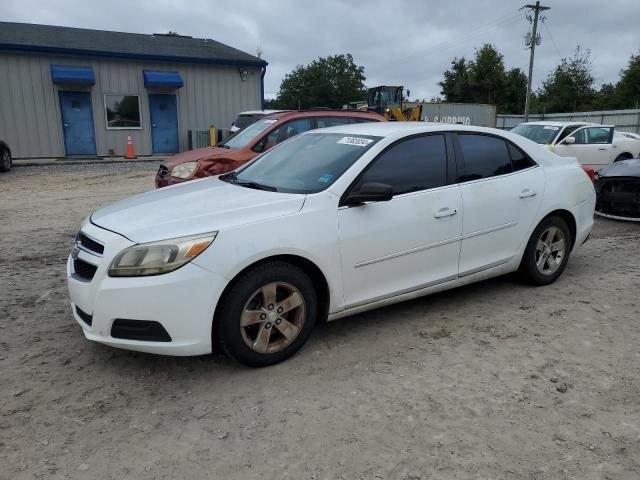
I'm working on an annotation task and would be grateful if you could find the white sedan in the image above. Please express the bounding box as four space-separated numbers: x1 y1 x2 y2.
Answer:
511 121 640 170
68 123 595 366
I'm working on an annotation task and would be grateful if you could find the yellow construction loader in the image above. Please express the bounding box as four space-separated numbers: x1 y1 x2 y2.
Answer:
366 85 422 121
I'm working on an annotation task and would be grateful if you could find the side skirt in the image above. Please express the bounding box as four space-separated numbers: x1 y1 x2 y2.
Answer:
327 260 517 322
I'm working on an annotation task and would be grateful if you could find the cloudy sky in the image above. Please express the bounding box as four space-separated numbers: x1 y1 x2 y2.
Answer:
4 0 639 100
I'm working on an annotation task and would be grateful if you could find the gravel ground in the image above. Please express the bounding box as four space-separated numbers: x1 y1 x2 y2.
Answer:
1 162 639 480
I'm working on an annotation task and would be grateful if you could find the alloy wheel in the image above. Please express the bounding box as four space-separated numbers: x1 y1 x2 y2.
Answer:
535 226 566 275
240 281 306 354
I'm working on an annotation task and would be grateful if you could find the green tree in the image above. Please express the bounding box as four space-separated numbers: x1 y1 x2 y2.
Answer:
271 54 366 109
615 53 640 108
536 46 595 112
438 44 526 114
438 57 471 103
468 44 506 105
592 82 617 110
501 68 528 114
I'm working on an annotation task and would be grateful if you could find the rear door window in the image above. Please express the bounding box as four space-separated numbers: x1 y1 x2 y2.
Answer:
508 143 536 171
457 134 512 181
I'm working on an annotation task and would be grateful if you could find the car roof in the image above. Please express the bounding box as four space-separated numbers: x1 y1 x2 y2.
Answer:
304 121 507 136
237 110 288 116
517 121 591 127
262 109 384 121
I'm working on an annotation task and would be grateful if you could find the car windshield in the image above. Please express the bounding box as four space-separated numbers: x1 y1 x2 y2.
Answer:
231 133 382 193
234 114 262 130
222 119 277 149
511 124 560 144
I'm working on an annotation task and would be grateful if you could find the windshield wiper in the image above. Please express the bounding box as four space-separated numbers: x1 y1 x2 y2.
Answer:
219 171 237 183
221 171 277 191
218 144 230 149
235 180 278 192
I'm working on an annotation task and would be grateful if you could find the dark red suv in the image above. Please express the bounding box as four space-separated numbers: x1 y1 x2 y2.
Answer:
155 109 384 188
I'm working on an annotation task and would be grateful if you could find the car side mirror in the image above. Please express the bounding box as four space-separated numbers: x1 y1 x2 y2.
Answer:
344 182 393 206
563 136 576 145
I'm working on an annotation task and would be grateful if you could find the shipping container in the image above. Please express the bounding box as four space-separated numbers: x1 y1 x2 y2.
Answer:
405 102 497 127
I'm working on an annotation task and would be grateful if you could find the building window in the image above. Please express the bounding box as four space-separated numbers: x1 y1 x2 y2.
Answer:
104 94 141 129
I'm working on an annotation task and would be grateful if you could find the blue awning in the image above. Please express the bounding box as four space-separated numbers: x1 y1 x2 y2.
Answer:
50 64 95 85
143 70 184 88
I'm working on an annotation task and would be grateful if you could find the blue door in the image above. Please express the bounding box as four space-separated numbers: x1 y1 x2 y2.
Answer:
149 94 179 153
59 91 96 155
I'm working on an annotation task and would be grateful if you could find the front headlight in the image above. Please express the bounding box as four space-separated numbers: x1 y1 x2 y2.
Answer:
171 162 198 179
108 232 217 277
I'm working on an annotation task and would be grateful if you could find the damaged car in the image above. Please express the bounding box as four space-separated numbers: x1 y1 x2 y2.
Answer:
595 158 640 221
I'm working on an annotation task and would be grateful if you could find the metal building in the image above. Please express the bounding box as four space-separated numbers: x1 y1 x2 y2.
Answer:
0 22 267 159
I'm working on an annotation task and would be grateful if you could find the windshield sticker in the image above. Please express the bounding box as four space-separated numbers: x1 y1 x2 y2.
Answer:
337 136 374 147
263 119 277 124
543 126 559 130
318 173 334 183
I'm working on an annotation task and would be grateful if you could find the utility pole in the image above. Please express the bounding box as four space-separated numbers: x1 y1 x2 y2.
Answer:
523 1 550 121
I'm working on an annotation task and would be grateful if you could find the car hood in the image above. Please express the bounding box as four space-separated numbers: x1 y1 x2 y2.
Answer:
598 159 640 178
161 146 236 169
91 177 305 243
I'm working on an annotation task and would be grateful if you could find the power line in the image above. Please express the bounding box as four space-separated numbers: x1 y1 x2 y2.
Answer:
542 20 562 61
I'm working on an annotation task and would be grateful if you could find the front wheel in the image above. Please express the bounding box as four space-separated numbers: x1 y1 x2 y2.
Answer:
519 216 572 285
214 261 318 367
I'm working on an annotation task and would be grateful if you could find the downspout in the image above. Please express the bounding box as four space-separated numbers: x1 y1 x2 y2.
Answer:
260 65 266 110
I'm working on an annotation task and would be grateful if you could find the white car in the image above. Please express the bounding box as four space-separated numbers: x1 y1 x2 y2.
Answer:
67 123 595 366
511 121 640 170
229 110 288 134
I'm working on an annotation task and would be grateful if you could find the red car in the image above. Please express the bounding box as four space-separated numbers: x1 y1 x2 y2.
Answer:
156 109 385 188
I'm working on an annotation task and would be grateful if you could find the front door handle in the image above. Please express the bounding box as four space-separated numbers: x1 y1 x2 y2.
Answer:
519 189 537 198
434 207 457 218
63 123 70 128
152 123 158 128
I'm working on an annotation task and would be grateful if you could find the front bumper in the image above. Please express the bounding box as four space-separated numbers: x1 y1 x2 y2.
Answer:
595 176 640 221
67 222 228 356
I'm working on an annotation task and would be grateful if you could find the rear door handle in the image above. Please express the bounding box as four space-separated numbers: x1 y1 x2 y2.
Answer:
598 147 607 151
519 189 537 198
434 207 457 218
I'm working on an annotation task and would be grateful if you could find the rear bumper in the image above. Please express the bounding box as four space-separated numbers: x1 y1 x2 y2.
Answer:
571 192 596 252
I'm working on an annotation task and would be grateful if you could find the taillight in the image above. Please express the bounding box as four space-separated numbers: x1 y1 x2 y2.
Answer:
581 166 596 182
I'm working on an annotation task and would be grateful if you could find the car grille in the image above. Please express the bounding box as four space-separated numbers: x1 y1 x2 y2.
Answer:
73 258 98 281
595 177 640 219
75 306 93 326
157 165 169 178
77 232 104 255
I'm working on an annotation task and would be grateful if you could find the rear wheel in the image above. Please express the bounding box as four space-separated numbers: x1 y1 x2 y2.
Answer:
214 261 318 367
0 148 11 172
614 153 632 162
519 216 572 285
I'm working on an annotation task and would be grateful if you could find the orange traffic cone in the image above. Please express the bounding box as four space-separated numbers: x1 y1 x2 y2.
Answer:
125 135 136 159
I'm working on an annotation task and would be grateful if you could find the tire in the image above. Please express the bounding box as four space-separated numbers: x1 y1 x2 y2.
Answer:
614 153 632 162
519 215 572 286
0 148 11 173
214 261 318 367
